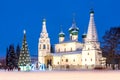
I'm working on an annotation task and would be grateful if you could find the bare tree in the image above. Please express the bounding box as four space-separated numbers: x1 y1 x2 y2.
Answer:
102 27 120 69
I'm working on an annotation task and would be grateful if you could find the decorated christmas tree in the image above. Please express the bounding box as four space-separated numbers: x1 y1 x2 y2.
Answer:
18 30 31 71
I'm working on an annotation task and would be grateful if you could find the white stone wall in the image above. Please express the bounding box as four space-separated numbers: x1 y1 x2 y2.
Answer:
53 56 61 66
62 54 82 65
82 50 96 68
52 53 82 69
55 42 83 53
55 42 76 52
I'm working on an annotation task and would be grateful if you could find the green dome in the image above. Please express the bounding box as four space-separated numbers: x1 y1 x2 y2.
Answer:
59 32 65 37
71 30 78 35
69 17 79 34
69 22 79 34
90 8 94 14
69 26 79 32
82 33 87 38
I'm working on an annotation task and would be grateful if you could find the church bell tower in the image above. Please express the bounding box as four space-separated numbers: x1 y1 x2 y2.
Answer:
38 19 51 65
82 9 103 69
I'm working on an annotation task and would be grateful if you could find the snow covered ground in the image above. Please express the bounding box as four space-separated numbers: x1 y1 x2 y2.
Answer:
0 70 120 80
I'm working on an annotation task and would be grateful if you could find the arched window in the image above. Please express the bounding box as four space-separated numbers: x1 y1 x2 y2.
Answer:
88 53 89 55
73 59 75 62
66 59 68 62
39 45 41 49
43 44 46 49
47 44 49 50
91 59 92 61
58 48 60 52
70 36 72 40
71 48 72 51
64 48 66 52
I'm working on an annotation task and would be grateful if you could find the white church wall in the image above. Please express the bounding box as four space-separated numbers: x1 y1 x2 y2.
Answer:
62 54 82 65
53 56 61 66
76 42 83 51
55 42 77 52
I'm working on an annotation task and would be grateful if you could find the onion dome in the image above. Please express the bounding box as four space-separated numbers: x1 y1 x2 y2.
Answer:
69 17 79 34
82 33 87 38
59 26 65 37
90 8 94 14
71 30 78 35
69 25 79 34
59 31 65 37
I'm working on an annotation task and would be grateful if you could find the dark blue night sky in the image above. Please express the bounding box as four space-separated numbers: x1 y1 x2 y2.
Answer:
0 0 120 57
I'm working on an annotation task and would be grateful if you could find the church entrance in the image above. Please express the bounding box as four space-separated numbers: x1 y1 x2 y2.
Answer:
47 59 52 68
66 65 70 69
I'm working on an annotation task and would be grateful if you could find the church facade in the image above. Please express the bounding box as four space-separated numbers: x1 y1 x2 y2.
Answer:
38 10 106 70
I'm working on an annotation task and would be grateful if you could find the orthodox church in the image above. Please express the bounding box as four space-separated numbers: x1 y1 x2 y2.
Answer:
38 9 106 70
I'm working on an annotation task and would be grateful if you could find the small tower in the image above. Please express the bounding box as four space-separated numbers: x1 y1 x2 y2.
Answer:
59 27 65 43
18 30 31 71
69 16 79 41
82 33 87 43
38 19 51 65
